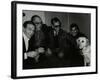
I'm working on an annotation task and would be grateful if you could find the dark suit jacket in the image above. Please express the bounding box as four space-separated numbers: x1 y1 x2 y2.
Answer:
47 27 84 67
23 36 39 69
33 24 49 49
23 31 50 69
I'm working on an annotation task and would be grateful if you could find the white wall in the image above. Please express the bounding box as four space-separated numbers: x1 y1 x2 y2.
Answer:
0 0 100 80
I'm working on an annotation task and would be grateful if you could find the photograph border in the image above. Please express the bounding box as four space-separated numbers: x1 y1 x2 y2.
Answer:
11 1 98 79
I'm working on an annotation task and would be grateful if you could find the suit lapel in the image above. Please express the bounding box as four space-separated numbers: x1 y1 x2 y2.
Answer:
23 38 26 53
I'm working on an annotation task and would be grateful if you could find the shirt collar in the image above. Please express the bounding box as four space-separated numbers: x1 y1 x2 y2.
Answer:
23 32 30 41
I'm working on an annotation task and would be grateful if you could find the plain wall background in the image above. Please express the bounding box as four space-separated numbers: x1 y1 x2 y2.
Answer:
0 0 99 80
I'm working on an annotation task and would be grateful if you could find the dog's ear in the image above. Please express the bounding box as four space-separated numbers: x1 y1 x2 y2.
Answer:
76 38 80 46
86 38 89 46
76 38 79 44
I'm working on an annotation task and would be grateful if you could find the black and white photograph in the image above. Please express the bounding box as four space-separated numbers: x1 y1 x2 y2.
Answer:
11 1 97 79
22 10 91 69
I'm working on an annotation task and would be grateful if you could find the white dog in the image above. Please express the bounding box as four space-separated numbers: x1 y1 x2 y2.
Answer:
76 37 91 66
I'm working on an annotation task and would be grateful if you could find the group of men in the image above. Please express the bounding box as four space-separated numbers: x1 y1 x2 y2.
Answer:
23 15 84 69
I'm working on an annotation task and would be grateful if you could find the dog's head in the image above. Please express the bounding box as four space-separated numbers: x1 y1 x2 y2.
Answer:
76 37 89 49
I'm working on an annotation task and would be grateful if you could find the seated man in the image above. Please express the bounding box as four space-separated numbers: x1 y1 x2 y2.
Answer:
70 23 86 40
31 15 50 68
70 23 89 66
47 17 84 67
23 21 40 69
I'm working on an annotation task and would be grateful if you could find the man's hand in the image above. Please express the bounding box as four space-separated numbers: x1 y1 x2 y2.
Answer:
58 52 64 58
37 47 45 53
27 51 39 58
46 48 52 55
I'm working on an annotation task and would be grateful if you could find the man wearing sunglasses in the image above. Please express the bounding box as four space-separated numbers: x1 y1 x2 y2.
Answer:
47 17 84 67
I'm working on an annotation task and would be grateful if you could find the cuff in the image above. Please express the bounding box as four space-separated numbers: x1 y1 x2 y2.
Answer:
24 52 28 60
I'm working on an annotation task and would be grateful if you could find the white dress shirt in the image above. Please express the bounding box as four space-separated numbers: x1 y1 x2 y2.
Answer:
23 33 29 59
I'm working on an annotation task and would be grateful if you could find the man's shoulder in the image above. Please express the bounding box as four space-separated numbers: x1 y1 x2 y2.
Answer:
42 24 51 31
60 29 69 35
